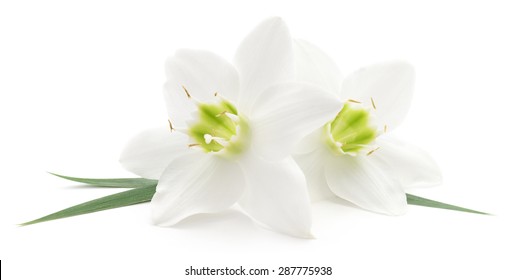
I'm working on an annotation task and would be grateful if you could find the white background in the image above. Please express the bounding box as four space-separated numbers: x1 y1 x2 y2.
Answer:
1 0 515 279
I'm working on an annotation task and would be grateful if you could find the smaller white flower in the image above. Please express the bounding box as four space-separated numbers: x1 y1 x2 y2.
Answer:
293 40 442 215
119 19 341 237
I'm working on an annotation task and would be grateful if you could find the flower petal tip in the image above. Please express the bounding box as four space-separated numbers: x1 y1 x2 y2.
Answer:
261 16 286 27
276 227 315 239
151 212 181 228
382 202 408 216
301 231 316 240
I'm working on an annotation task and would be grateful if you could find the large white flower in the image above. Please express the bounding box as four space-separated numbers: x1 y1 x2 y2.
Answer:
293 40 442 215
119 19 341 237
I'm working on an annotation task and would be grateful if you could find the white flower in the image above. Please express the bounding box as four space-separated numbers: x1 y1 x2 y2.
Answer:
119 19 341 237
293 40 442 215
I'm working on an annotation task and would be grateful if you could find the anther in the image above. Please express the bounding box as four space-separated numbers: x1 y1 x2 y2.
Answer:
188 143 200 148
348 99 361 104
366 147 380 156
370 97 377 110
214 92 218 97
383 125 387 133
168 119 174 131
181 85 191 98
216 111 227 117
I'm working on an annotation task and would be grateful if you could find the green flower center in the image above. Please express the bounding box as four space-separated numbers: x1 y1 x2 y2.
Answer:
188 100 249 155
325 102 377 155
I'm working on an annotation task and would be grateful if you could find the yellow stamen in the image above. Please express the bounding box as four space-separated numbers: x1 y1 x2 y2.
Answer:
181 85 191 98
370 97 377 110
366 147 380 156
168 119 174 131
216 111 227 117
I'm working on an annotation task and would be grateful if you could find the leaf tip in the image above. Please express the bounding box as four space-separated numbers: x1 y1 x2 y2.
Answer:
18 221 34 227
48 172 66 179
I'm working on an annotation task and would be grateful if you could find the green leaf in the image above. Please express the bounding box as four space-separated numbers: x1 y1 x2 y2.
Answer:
22 173 488 227
406 193 489 215
21 186 156 226
49 173 158 188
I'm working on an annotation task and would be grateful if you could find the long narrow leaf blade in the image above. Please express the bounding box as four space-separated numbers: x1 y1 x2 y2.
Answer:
49 173 158 188
21 183 488 227
21 186 156 226
407 193 489 215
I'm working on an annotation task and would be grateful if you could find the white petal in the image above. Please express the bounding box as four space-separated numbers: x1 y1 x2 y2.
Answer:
294 126 325 155
234 17 294 114
151 152 245 226
238 153 313 238
325 154 407 215
293 147 335 202
164 49 239 127
249 82 341 161
119 128 189 179
293 39 342 94
340 61 415 130
370 137 442 189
